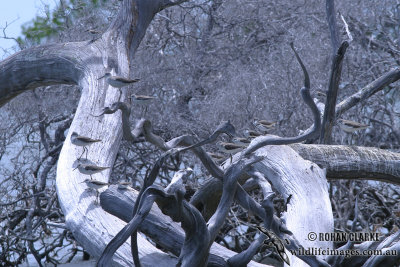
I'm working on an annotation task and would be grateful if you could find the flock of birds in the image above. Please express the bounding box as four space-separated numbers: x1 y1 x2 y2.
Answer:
71 71 150 201
71 72 370 202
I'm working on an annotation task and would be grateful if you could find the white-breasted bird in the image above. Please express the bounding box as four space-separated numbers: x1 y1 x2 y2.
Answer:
98 72 140 100
80 179 110 203
71 132 101 159
74 163 110 179
81 178 110 190
216 141 246 154
117 181 134 190
130 94 155 105
337 119 369 133
253 119 276 133
217 141 247 162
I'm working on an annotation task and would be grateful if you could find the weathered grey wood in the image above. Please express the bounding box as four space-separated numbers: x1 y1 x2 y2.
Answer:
192 144 332 267
207 156 262 244
100 185 268 267
361 231 400 267
101 186 184 256
319 0 346 144
251 145 333 266
0 43 86 107
227 235 267 267
325 0 340 53
191 143 400 229
319 41 348 144
291 144 400 184
98 168 210 267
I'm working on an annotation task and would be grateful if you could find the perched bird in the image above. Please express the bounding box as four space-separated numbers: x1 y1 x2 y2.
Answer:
117 181 133 190
74 163 110 179
207 152 227 164
244 129 263 139
80 179 110 203
81 178 110 190
253 119 276 133
98 72 140 99
232 137 251 146
130 94 155 105
216 141 246 155
337 119 369 133
86 29 102 43
86 29 101 35
130 94 155 116
71 132 102 159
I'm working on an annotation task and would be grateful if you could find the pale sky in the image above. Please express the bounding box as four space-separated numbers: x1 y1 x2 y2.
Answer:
0 0 57 59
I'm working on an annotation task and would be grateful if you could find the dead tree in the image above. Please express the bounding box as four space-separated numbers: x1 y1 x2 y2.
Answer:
1 0 400 266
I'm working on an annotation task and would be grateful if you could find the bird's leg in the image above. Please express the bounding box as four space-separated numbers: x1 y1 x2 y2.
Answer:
79 148 85 159
340 134 345 145
355 133 360 146
95 191 99 204
85 147 89 159
91 36 101 43
118 88 122 102
139 106 146 118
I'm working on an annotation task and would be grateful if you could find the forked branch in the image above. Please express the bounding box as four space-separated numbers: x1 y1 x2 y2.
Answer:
243 43 321 155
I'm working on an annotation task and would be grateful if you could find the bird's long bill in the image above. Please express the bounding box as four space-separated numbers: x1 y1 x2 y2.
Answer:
97 74 106 80
73 166 79 171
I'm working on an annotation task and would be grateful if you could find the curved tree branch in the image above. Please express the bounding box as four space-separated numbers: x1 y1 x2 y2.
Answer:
336 67 400 118
291 144 400 184
0 43 86 107
100 186 266 267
